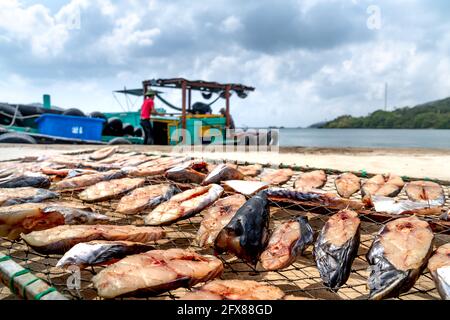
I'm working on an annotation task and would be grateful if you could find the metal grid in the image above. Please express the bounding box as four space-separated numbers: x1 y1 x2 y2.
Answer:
1 156 449 300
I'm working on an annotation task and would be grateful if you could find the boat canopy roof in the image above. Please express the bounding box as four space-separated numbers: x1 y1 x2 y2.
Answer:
143 78 255 94
114 89 164 96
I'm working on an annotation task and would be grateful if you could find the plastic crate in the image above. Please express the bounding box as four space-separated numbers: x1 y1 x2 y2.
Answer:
36 114 105 141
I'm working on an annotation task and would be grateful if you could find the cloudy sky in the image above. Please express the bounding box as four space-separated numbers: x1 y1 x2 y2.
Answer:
0 0 449 127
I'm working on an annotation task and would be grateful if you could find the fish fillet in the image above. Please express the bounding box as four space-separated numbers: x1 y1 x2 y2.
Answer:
427 243 450 300
361 174 404 199
238 164 263 177
405 181 445 206
92 249 223 299
0 172 51 189
116 184 180 215
89 146 119 161
53 170 126 191
78 178 145 202
165 161 207 184
202 164 245 185
181 280 286 300
222 180 269 196
260 216 314 271
260 169 294 186
196 194 246 248
22 225 165 254
0 187 58 206
294 170 327 191
335 173 361 198
144 184 224 226
366 216 434 300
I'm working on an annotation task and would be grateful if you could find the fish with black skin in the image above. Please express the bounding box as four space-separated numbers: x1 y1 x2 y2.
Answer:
214 190 270 265
366 216 434 300
313 210 361 290
0 172 51 189
427 243 450 300
0 187 58 206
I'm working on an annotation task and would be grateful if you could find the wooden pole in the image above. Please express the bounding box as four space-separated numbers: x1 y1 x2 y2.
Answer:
225 85 231 128
188 88 192 111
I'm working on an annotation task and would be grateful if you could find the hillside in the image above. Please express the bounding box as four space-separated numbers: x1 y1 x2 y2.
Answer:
312 97 450 129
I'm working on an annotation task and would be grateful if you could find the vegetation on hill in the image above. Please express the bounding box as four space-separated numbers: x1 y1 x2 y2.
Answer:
312 97 450 129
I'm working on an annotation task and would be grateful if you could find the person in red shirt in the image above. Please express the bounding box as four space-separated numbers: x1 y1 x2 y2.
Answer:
140 90 159 144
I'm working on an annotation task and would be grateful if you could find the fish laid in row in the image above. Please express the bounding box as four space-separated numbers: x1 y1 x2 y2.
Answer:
294 170 327 191
260 216 314 271
56 240 155 269
78 178 145 202
405 181 445 206
0 203 108 240
0 172 51 189
144 184 223 226
261 169 294 186
314 210 361 290
215 191 270 264
116 184 180 215
0 187 58 206
21 225 165 254
88 146 119 161
53 170 126 191
196 194 247 248
427 243 450 300
238 164 263 177
165 161 207 184
366 216 434 300
202 164 244 185
126 157 187 177
41 167 97 178
223 180 269 196
371 196 444 216
334 173 361 198
181 280 286 300
92 248 223 299
361 173 404 200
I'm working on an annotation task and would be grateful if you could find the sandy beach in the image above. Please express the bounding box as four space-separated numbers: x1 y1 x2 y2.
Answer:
1 144 449 182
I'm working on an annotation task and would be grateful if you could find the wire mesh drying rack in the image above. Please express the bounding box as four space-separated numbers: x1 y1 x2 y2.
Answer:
1 150 449 300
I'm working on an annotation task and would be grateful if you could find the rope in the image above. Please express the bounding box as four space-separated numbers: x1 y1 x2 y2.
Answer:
9 269 31 294
22 278 40 299
0 255 11 263
34 287 57 300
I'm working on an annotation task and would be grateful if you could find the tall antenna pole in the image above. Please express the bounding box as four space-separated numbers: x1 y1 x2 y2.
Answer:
384 82 388 111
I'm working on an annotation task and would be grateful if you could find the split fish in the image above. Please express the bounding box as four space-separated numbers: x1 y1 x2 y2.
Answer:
427 243 450 300
116 184 180 215
260 169 294 186
313 210 361 290
21 224 165 254
89 146 119 161
0 203 108 240
202 164 245 185
366 216 434 300
335 173 361 198
294 170 327 191
405 181 445 206
238 164 263 177
371 196 444 216
144 184 224 226
52 170 126 191
196 194 247 248
126 157 188 177
92 248 223 299
41 167 97 178
181 280 286 300
260 216 314 271
0 172 51 189
56 240 155 269
78 178 145 202
222 180 269 196
215 191 270 264
165 161 207 184
361 174 404 200
0 187 58 206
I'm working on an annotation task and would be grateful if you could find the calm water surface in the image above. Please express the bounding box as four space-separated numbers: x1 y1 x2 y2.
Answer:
277 129 450 149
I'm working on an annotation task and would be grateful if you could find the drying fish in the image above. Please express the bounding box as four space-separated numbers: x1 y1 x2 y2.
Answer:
361 173 404 200
335 173 361 198
427 243 450 300
0 203 107 240
89 146 119 161
372 196 444 216
202 163 245 185
165 161 207 184
215 191 270 264
56 240 155 269
126 157 187 177
78 178 145 202
405 181 445 206
0 172 51 189
181 280 286 300
294 170 327 191
314 210 360 290
97 152 140 164
266 188 365 211
92 248 223 299
238 164 263 177
145 184 224 226
0 187 58 206
261 169 294 186
260 216 314 271
116 184 180 215
222 180 269 196
52 170 126 191
196 194 247 248
41 167 96 178
366 216 434 300
21 225 165 254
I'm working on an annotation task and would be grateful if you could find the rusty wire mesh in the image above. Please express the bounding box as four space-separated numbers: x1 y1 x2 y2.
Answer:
0 153 449 300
